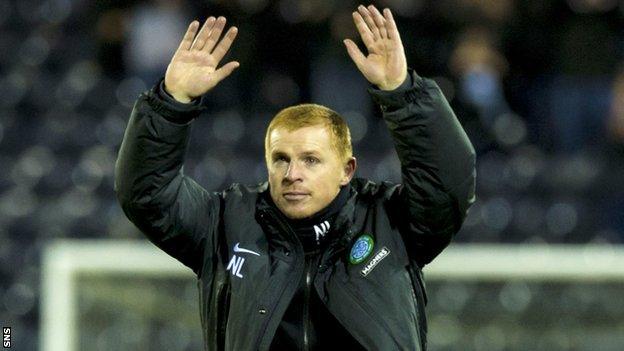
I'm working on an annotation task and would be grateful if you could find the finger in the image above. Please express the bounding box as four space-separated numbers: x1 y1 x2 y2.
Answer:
352 12 376 51
211 26 238 63
343 39 367 71
357 5 380 40
175 21 200 53
191 17 216 51
368 5 387 39
211 61 240 84
383 8 402 44
203 16 227 53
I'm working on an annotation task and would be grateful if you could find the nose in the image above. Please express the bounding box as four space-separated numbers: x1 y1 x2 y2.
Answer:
284 161 303 182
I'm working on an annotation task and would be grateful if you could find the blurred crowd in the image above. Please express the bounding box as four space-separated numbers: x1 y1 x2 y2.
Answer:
1 0 624 349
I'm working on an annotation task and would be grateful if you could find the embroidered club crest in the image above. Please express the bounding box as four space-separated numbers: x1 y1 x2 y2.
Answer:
349 234 374 264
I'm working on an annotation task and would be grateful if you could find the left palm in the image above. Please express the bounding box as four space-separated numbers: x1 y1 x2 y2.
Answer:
344 5 407 91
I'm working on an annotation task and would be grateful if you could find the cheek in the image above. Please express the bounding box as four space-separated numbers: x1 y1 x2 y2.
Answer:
267 166 282 182
312 166 343 189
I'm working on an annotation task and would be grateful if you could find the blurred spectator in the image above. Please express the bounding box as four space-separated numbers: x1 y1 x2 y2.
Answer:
123 0 189 85
97 8 128 80
449 27 517 148
546 0 621 153
607 65 624 144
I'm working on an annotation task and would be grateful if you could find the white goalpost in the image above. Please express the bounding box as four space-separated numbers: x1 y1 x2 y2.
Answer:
40 240 624 351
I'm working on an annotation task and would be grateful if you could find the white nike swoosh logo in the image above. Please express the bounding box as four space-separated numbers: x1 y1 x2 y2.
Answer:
233 242 260 256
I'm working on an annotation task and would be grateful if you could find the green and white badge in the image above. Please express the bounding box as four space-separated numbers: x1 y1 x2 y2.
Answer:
349 234 374 264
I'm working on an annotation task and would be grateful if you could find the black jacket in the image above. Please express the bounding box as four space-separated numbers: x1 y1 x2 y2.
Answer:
114 69 476 351
261 185 367 350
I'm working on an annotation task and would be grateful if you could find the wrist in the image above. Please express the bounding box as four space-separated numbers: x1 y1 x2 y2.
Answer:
150 80 206 124
377 71 409 91
170 93 192 104
163 83 192 103
158 80 202 108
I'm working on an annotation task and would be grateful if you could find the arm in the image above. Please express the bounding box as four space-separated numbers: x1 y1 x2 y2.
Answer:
114 16 240 275
345 6 476 267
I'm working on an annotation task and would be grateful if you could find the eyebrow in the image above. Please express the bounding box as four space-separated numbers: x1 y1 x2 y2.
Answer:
300 151 321 157
270 150 322 158
271 151 288 159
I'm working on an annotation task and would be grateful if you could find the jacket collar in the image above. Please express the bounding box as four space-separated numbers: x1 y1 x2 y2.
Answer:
255 182 360 249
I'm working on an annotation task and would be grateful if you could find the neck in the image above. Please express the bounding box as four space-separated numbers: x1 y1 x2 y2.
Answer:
265 185 351 252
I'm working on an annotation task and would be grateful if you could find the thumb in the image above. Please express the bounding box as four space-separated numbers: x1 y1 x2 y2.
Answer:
343 39 367 71
211 61 240 85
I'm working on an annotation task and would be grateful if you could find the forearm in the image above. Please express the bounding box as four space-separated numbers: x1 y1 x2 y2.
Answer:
114 83 204 208
370 69 476 239
370 69 475 196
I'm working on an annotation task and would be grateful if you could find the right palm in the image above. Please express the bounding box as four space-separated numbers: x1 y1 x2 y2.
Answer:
164 17 240 103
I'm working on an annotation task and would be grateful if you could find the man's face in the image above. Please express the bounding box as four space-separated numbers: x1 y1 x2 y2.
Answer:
267 125 356 219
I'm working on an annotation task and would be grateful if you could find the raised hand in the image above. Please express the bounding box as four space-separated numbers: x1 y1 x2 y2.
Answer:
164 17 239 103
344 5 407 91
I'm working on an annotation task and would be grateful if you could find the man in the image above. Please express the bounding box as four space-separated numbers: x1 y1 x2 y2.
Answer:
115 4 475 351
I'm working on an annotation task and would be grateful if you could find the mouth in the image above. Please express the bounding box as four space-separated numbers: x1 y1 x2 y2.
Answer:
283 192 310 201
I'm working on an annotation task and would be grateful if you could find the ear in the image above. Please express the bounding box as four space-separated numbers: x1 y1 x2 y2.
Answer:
340 157 357 186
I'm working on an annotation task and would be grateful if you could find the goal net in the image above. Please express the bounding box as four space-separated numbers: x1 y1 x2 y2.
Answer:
40 240 624 351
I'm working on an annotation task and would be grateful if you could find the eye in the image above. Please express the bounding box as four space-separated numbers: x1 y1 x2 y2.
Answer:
304 156 319 165
274 155 288 163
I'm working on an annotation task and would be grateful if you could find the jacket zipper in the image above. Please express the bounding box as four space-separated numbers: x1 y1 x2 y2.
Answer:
303 255 313 351
255 208 305 349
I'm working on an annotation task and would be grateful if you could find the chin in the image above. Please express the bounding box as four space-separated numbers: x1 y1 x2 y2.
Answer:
282 209 310 220
280 205 314 220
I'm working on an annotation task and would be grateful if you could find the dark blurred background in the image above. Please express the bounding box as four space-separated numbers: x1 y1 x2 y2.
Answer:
1 0 624 349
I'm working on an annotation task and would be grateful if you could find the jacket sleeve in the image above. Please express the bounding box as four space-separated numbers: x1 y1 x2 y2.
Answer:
368 69 476 268
114 83 221 276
